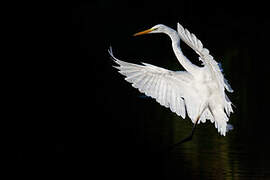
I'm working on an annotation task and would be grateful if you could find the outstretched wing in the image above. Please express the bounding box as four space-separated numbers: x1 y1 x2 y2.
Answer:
177 23 234 127
109 47 199 120
177 23 233 94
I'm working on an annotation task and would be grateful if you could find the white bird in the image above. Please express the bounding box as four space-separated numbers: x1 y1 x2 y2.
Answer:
109 23 234 143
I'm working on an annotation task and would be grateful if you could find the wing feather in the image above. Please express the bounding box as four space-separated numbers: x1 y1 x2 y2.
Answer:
158 80 165 106
109 48 196 120
169 86 176 113
177 22 233 93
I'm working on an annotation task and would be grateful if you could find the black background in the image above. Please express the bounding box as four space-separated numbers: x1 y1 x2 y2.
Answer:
16 1 270 178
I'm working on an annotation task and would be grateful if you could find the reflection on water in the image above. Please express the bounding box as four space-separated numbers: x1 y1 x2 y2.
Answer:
144 106 270 179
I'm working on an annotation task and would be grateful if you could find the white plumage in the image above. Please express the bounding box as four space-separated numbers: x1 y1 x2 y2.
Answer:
109 22 233 136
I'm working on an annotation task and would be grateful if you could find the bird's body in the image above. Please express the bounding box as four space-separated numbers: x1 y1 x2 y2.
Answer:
109 23 233 137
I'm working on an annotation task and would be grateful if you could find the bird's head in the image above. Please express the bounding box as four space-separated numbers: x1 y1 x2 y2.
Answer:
133 24 167 36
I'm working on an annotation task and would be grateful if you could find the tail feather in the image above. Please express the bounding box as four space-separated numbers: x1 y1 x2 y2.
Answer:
212 109 229 136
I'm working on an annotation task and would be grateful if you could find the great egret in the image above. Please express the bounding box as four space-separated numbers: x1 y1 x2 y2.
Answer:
109 22 234 144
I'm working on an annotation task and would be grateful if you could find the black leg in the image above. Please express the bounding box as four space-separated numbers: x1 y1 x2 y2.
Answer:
169 117 199 150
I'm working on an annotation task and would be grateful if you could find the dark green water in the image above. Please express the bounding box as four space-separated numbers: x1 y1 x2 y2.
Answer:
141 104 270 179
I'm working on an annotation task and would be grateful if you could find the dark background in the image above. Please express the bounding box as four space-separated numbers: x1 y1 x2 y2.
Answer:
16 1 270 179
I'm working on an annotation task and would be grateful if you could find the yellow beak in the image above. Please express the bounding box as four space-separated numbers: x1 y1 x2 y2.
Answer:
133 28 154 36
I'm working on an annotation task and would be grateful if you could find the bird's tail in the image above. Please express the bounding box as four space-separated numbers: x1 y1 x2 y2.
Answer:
212 109 229 136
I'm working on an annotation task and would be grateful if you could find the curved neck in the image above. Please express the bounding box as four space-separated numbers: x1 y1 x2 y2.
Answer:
164 28 198 74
